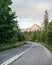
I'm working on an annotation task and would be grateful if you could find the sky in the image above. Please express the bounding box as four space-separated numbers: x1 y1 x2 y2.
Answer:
11 0 52 29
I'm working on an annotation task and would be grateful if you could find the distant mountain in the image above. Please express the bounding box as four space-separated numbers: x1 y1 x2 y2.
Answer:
21 24 40 32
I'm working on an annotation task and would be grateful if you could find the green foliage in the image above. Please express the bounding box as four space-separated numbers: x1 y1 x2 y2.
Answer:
0 0 24 43
18 32 25 42
22 32 31 41
0 41 26 51
37 11 52 46
31 32 37 41
23 10 52 47
22 31 38 42
0 1 51 52
44 10 48 29
0 0 17 43
46 21 52 45
37 31 44 42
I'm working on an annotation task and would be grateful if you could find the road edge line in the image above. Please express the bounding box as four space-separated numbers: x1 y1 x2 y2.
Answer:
1 45 33 65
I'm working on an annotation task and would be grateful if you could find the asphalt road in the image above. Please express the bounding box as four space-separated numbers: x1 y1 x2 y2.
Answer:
0 42 52 65
0 43 32 65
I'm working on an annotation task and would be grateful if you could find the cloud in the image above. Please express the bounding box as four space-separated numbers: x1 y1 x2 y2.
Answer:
11 0 52 19
17 18 39 29
11 0 52 28
17 17 42 29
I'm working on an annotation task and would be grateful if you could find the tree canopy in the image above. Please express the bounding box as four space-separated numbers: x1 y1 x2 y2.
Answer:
0 0 24 43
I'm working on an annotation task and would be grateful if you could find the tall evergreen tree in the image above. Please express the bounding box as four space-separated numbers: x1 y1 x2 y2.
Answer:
46 21 52 45
44 10 48 29
0 0 19 43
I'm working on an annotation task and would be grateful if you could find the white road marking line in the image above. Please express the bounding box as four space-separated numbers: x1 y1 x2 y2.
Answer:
1 45 33 65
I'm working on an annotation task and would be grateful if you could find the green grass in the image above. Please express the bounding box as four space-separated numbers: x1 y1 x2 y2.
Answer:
0 41 26 52
38 42 52 52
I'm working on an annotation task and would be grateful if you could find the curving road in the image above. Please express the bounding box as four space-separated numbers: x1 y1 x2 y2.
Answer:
0 42 52 65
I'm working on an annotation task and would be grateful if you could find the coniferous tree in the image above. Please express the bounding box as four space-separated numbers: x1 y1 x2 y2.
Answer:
0 0 19 43
44 10 48 29
46 21 52 45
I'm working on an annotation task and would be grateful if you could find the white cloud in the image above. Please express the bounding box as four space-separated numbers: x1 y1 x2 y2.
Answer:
11 0 52 28
11 0 52 19
17 18 41 29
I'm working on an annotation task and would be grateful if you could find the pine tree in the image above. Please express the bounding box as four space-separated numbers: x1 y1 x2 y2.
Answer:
44 10 48 29
0 0 19 43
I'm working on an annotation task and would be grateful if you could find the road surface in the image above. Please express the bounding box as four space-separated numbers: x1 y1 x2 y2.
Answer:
0 42 52 65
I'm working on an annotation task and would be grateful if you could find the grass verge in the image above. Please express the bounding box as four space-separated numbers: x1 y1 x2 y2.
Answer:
0 41 26 52
38 42 52 52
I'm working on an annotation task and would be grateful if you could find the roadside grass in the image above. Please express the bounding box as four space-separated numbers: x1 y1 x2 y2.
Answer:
38 42 52 52
0 41 26 52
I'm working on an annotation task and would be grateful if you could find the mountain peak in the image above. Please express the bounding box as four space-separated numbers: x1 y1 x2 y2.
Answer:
21 24 40 32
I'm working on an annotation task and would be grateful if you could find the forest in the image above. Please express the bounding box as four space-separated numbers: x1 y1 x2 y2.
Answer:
0 0 52 51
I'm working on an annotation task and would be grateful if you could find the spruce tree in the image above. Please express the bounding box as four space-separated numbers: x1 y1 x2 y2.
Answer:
42 10 48 42
0 0 19 43
44 10 48 29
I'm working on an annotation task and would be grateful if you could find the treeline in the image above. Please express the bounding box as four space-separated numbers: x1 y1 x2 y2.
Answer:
0 0 52 47
23 10 52 46
0 0 24 44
